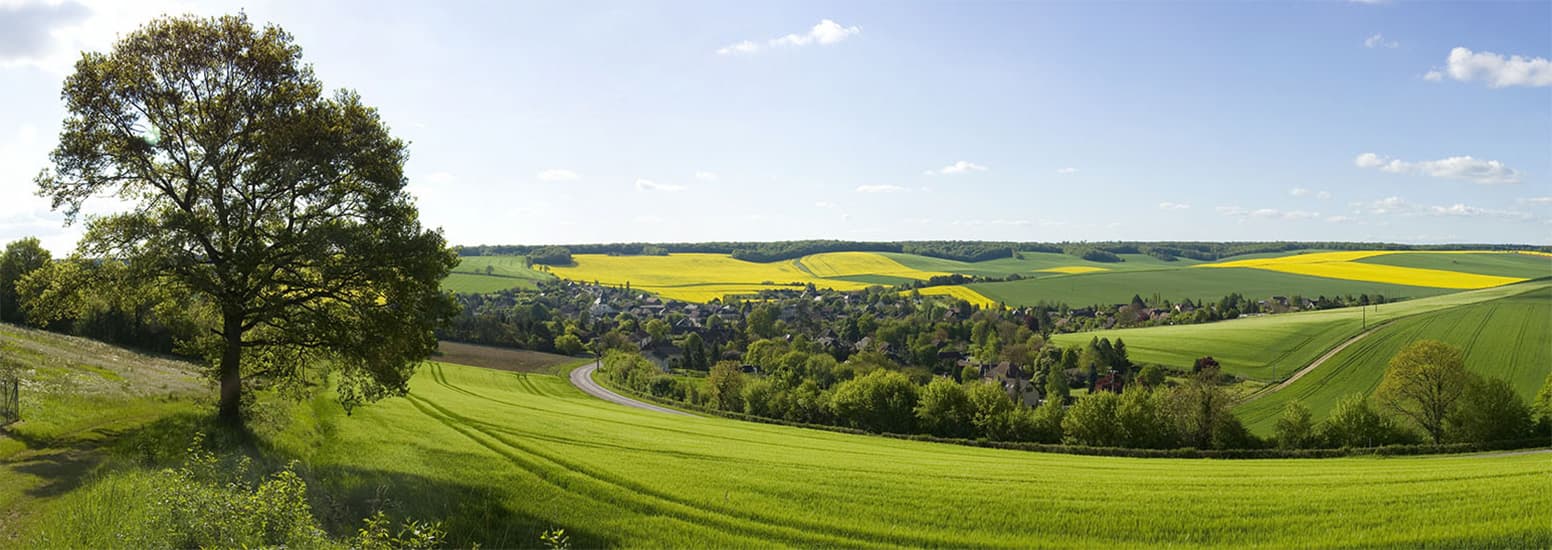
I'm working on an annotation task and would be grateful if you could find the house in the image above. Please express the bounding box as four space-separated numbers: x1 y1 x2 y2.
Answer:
981 362 1040 407
1093 372 1125 393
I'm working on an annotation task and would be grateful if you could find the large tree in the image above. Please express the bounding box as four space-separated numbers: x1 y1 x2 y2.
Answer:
1375 340 1471 444
36 14 456 422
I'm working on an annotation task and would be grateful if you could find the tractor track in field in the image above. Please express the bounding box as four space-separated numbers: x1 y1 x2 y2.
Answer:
1243 322 1389 403
569 362 693 417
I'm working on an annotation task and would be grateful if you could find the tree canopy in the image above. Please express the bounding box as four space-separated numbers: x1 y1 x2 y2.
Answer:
35 14 455 422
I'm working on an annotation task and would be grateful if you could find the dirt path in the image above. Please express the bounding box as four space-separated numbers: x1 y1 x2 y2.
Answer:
1243 323 1385 403
569 362 693 417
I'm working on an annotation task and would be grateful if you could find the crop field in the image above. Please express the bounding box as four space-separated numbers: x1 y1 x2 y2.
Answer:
796 252 948 280
250 362 1549 548
1201 250 1533 289
1236 285 1552 434
882 251 1203 278
971 266 1454 311
545 253 880 302
1048 280 1551 380
442 255 554 293
1357 251 1552 279
911 285 1000 308
6 326 1551 547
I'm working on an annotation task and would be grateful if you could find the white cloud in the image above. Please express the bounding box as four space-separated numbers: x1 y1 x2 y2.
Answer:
715 40 759 56
633 215 663 224
1324 215 1357 223
536 168 579 182
1055 167 1078 175
1424 47 1552 88
952 219 1031 226
855 184 905 193
635 178 686 192
1363 33 1398 49
1356 196 1531 219
1217 206 1322 221
924 160 988 176
814 201 837 209
694 171 719 182
1289 188 1333 199
1157 202 1191 210
717 19 860 56
1354 152 1521 184
1516 197 1552 206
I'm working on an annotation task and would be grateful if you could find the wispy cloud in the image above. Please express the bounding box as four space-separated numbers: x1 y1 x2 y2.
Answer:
635 178 686 192
1217 206 1322 221
1423 47 1552 88
855 184 905 193
1356 196 1531 219
694 171 719 182
1158 202 1191 210
1289 187 1333 199
1355 152 1521 185
717 19 861 56
1055 167 1078 175
1363 33 1398 49
1516 197 1552 206
537 168 579 182
924 160 988 176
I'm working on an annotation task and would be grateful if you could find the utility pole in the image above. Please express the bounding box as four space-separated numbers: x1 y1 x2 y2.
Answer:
1362 304 1367 331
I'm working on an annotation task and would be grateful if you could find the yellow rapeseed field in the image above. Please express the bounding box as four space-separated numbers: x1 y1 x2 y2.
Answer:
911 285 1000 308
1038 266 1111 275
1201 250 1528 289
798 252 949 280
548 253 876 302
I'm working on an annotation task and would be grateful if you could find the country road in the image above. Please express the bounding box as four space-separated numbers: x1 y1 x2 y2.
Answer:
569 361 694 416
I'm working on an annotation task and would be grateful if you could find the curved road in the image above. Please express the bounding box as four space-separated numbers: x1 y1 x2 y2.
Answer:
569 361 693 416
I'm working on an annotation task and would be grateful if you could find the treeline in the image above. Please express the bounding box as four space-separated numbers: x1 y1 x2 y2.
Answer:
0 238 207 355
600 340 1552 452
456 240 1550 264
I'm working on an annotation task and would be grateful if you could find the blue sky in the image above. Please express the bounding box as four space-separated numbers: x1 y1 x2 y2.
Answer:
1 0 1548 253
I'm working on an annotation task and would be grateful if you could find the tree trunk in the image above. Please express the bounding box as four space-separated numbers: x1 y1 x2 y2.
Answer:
218 312 244 423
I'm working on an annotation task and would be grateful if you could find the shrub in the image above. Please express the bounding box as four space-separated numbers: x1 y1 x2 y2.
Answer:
1062 393 1124 447
914 377 974 438
1320 394 1417 448
1447 376 1534 444
829 369 918 434
1274 401 1315 449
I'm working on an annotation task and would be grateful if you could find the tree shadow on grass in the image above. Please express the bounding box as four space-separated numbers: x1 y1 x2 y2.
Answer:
15 411 606 549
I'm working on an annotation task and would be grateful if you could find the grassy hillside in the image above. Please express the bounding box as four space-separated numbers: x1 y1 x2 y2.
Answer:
972 266 1454 310
1048 280 1550 380
270 362 1549 547
0 324 209 542
441 256 555 293
1236 286 1552 435
1357 252 1551 279
4 332 1550 547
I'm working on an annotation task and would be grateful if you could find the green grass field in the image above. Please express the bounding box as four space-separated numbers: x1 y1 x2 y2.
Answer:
271 363 1552 547
883 251 1202 278
6 328 1549 547
441 256 555 293
972 266 1455 309
1235 286 1552 435
1357 252 1551 279
1048 280 1551 380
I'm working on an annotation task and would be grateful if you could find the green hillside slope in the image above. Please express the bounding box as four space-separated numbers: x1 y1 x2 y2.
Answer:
1048 280 1550 380
1236 286 1552 435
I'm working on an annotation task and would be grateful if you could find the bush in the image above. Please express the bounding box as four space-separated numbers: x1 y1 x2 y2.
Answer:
1062 393 1124 447
1447 376 1534 444
1274 401 1315 449
1320 394 1417 448
914 377 974 438
829 369 918 434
